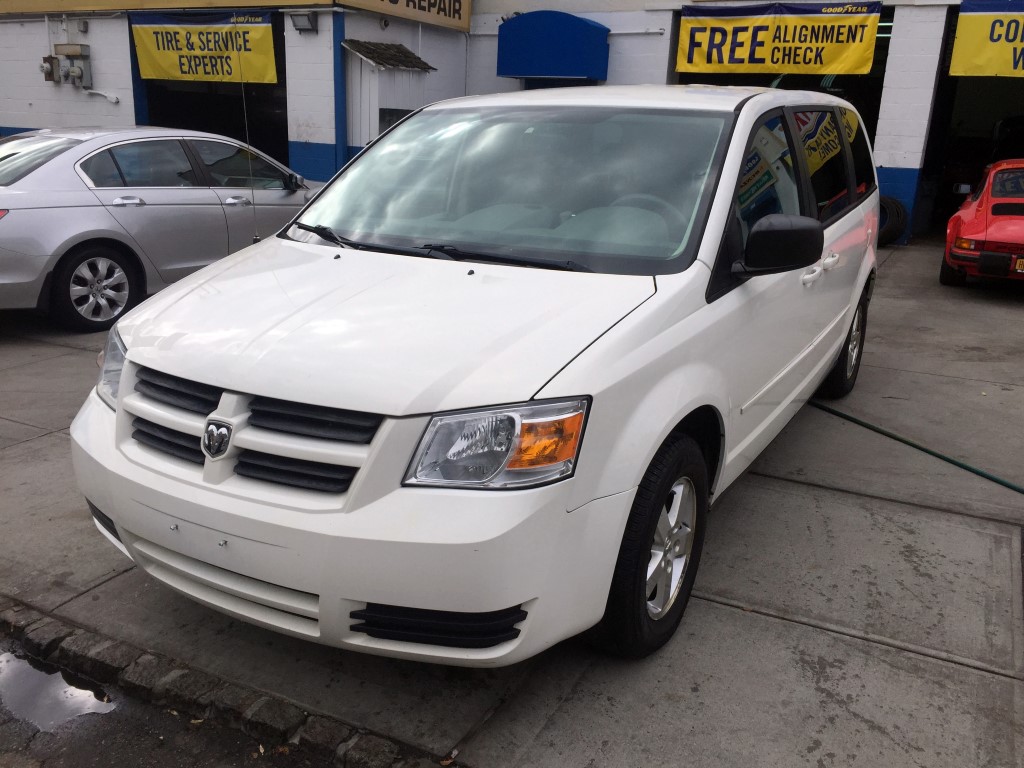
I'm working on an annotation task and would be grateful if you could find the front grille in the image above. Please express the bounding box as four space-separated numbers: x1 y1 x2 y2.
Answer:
135 367 222 415
350 604 528 648
234 450 356 493
248 396 383 443
131 417 204 465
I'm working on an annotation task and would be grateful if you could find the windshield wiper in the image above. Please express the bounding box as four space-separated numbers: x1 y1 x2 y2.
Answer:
294 222 356 248
419 244 592 272
293 223 454 260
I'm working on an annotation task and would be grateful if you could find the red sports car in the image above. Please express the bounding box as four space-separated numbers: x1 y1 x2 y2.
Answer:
942 159 1024 285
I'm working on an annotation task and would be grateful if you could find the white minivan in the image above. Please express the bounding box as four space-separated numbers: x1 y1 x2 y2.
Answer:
71 86 878 667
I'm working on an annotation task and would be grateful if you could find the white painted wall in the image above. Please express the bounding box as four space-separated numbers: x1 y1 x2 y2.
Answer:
283 10 335 146
872 6 948 170
0 14 135 131
344 10 467 145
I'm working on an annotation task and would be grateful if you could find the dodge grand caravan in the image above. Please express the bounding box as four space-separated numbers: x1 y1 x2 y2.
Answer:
71 86 878 667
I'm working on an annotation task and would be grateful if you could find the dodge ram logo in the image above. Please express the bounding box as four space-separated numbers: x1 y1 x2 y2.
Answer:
202 421 232 459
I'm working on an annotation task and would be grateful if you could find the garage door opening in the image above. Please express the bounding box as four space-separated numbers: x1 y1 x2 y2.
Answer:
133 12 289 165
919 7 1024 232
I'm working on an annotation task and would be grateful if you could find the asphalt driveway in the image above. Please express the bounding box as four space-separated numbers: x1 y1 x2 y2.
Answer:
1 242 1022 767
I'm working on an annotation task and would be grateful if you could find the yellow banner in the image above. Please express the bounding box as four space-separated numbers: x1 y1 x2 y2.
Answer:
131 12 277 83
950 1 1024 77
677 2 880 74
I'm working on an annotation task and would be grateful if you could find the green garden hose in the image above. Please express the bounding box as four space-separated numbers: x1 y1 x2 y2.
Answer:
809 401 1024 496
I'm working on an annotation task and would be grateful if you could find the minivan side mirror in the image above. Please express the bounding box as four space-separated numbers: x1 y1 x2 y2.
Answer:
953 183 973 195
286 172 305 192
732 214 824 277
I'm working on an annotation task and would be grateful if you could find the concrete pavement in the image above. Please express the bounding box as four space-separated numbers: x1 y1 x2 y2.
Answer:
1 242 1022 766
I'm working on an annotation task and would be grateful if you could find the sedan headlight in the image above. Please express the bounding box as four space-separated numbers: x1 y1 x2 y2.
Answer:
405 398 589 489
96 328 126 410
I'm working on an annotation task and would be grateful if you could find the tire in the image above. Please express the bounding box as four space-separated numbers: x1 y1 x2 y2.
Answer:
589 434 708 658
50 245 142 332
877 196 906 247
939 254 967 286
816 290 868 399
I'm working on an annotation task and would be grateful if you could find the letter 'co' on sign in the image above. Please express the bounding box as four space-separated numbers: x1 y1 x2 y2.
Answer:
676 2 881 75
130 11 277 84
950 0 1024 76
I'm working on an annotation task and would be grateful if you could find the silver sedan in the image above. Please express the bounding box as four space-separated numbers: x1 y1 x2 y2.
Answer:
0 127 316 330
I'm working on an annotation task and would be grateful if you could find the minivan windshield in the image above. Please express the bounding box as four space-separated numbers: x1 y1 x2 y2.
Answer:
293 106 731 274
0 135 81 186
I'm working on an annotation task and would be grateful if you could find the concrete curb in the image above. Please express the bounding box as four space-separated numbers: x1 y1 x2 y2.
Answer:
0 595 450 767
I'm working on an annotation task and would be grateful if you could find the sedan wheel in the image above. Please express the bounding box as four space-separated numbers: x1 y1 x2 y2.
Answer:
51 246 141 332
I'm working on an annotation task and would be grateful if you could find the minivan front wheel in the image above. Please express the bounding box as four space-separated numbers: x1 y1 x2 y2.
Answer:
591 434 708 658
51 246 141 332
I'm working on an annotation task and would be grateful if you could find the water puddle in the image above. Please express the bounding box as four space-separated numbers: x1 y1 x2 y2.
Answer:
0 652 116 730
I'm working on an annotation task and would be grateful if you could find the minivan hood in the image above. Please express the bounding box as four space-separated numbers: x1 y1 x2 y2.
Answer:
118 239 655 416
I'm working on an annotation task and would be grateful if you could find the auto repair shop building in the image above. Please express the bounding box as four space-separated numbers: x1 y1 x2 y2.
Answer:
0 0 1022 241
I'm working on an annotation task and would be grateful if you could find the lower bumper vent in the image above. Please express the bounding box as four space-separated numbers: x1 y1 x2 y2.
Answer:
350 603 527 648
88 500 120 542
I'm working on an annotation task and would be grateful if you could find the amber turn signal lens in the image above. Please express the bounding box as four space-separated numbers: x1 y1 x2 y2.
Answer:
954 237 977 251
507 412 585 469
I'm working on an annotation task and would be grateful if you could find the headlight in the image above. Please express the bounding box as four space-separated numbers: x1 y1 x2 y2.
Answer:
405 398 589 489
96 328 126 410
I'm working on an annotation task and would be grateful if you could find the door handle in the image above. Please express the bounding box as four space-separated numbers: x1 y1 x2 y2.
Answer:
800 266 823 286
822 252 840 270
112 196 145 207
224 196 252 207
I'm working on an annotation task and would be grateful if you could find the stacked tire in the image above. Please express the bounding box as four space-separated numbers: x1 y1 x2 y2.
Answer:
878 196 907 247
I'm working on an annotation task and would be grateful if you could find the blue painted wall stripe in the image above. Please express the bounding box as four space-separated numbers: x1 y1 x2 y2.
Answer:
876 166 919 245
287 140 335 182
128 22 149 126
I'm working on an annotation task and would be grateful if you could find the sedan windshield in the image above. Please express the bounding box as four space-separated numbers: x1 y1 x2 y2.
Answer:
294 106 730 274
0 135 81 186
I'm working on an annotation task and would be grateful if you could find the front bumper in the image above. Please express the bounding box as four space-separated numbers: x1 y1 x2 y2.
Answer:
71 391 634 666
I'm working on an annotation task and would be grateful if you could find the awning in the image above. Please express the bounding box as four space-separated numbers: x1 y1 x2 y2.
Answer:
497 11 609 80
341 40 435 71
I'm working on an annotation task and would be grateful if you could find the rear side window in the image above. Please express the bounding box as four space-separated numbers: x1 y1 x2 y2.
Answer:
80 151 124 187
0 135 81 186
190 140 288 189
841 107 875 200
793 110 851 222
109 140 199 187
992 169 1024 198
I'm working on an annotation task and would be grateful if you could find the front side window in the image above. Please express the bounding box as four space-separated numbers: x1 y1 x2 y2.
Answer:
736 112 802 242
109 141 198 187
292 106 732 275
0 135 81 186
793 110 851 222
991 169 1024 198
190 140 288 189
